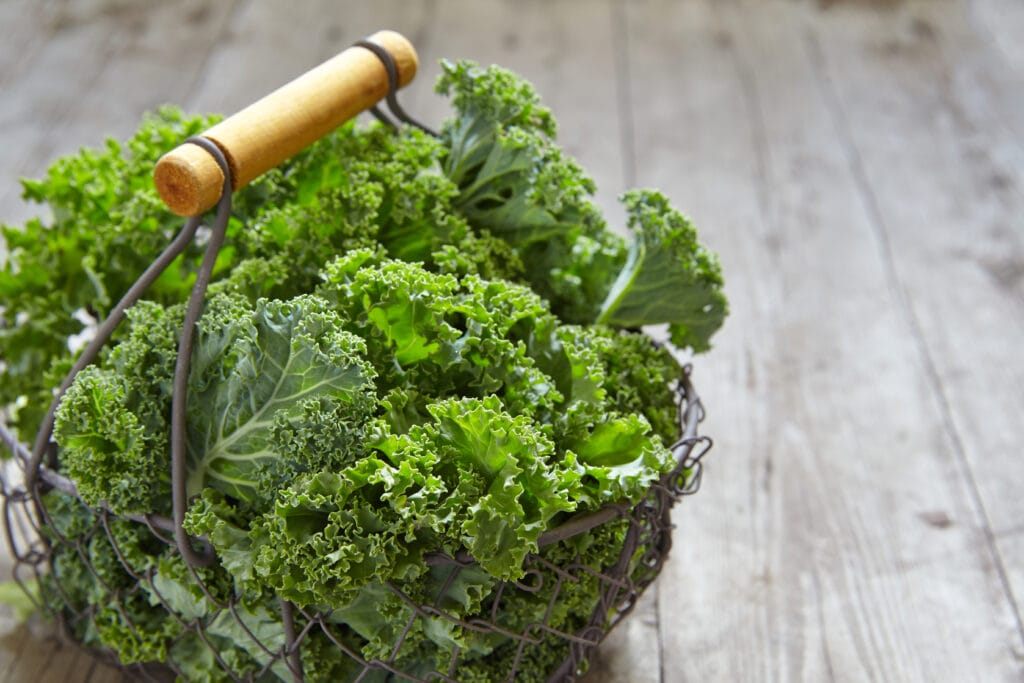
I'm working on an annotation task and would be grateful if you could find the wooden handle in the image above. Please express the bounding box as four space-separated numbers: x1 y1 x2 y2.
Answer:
154 30 418 216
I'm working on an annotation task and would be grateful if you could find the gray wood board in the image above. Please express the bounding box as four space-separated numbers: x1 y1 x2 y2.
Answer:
0 0 238 225
811 0 1024 620
625 0 1023 681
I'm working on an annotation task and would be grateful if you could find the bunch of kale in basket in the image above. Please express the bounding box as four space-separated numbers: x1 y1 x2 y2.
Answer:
0 61 727 680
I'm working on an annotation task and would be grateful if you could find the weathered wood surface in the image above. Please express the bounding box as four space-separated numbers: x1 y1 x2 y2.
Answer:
0 0 1022 681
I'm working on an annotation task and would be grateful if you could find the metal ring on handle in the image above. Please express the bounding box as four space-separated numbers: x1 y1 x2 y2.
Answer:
18 135 232 569
353 38 438 136
19 33 440 557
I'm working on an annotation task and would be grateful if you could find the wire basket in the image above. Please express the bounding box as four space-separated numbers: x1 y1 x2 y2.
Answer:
0 368 707 682
0 34 713 683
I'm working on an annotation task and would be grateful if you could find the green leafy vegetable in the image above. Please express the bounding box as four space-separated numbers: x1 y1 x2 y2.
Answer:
435 60 727 347
597 190 729 352
184 294 376 502
3 56 728 682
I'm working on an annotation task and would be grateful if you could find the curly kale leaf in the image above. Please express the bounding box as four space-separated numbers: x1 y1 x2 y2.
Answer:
436 62 728 349
248 395 581 611
425 395 580 577
185 295 377 503
544 325 683 448
183 488 261 593
436 58 556 176
598 190 728 352
435 61 631 326
318 253 562 419
221 171 384 301
55 293 378 512
379 395 582 581
53 365 172 515
318 250 460 368
594 329 683 444
54 300 179 515
251 462 444 607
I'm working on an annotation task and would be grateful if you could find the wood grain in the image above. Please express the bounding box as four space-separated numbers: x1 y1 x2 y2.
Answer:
0 6 130 225
0 622 124 683
970 0 1024 74
625 0 1024 681
809 0 1024 636
0 0 47 90
0 0 239 226
186 0 436 116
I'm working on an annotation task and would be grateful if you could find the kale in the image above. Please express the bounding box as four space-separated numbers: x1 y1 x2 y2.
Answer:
1 58 727 681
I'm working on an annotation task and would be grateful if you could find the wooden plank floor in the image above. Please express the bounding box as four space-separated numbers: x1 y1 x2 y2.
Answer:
1 0 1022 681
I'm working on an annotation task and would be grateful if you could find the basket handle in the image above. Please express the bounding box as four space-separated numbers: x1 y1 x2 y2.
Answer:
154 29 418 217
